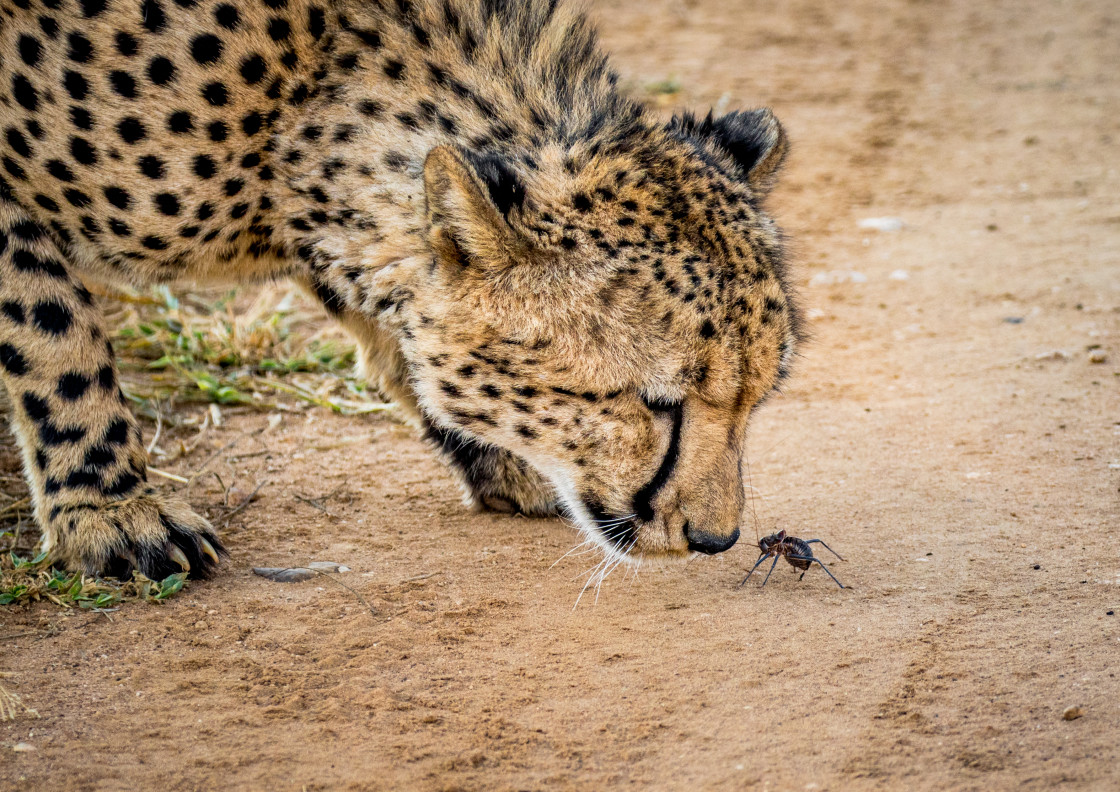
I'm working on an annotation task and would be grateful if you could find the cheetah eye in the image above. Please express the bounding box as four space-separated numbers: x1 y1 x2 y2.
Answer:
641 394 682 413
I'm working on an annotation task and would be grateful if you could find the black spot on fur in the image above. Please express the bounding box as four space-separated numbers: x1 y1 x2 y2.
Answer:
139 155 165 179
108 70 137 99
13 250 67 278
1 301 26 324
103 418 130 445
67 32 94 63
63 71 88 100
191 34 223 65
104 186 131 209
57 372 91 400
240 54 267 84
192 154 216 179
141 0 167 33
154 192 180 215
97 364 115 390
40 420 86 445
115 31 138 55
307 6 325 38
0 344 29 375
84 444 115 467
117 117 146 144
18 35 42 67
96 469 131 494
202 81 229 106
31 300 73 335
21 392 50 421
148 56 176 85
382 59 405 80
12 74 39 111
268 17 290 40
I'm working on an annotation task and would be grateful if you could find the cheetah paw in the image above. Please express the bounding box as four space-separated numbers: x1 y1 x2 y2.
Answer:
468 468 558 518
48 492 225 580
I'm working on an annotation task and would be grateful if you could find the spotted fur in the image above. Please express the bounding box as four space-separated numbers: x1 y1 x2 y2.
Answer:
0 0 800 577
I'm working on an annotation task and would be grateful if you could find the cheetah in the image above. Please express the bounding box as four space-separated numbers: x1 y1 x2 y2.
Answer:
0 0 800 581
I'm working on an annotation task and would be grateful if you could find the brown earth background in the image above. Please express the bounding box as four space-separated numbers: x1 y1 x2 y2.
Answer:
3 0 1119 789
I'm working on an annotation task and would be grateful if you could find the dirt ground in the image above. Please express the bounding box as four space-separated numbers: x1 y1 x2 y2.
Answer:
3 0 1119 789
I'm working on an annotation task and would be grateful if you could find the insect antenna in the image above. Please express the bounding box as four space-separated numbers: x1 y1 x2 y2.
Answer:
743 444 763 547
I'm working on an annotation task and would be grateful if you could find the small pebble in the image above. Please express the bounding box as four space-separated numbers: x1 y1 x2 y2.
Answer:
1033 564 1041 570
1062 706 1083 721
1034 350 1069 361
253 567 316 583
253 562 350 582
1002 317 1024 324
857 217 904 232
1107 611 1114 616
809 270 868 286
309 561 351 573
12 743 35 752
1088 350 1107 364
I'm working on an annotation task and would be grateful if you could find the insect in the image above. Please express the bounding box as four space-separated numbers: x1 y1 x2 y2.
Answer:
737 530 846 589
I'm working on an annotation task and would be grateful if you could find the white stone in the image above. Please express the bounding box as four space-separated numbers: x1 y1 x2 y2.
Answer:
857 217 904 232
809 270 868 286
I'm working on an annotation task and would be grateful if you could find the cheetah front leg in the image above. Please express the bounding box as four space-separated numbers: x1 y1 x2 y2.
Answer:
0 201 223 579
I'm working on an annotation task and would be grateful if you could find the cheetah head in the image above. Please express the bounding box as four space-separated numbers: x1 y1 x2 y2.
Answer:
372 108 799 562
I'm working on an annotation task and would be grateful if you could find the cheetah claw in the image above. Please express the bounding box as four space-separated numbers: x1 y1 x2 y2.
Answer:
199 538 220 565
167 545 191 574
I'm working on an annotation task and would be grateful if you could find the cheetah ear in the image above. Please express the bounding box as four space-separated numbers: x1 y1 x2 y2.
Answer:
423 146 528 271
672 108 788 196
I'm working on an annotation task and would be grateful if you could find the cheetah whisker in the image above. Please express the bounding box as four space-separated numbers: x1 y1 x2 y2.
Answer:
573 555 610 609
593 536 637 604
549 538 598 569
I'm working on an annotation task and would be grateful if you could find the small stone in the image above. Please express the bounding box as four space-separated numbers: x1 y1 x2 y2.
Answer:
809 270 868 287
889 269 910 281
253 567 316 583
1034 350 1069 361
1062 706 1083 721
1088 350 1107 364
12 743 35 752
857 217 904 232
308 561 351 573
1002 316 1024 324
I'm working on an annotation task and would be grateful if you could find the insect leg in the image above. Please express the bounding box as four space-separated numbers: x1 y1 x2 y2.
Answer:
788 553 813 580
790 555 846 589
760 555 780 587
804 539 845 561
736 552 769 589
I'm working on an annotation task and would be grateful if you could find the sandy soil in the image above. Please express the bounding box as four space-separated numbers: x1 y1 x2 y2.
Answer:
3 0 1119 789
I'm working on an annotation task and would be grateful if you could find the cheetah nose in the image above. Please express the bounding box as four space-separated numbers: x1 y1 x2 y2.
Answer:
684 522 741 555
